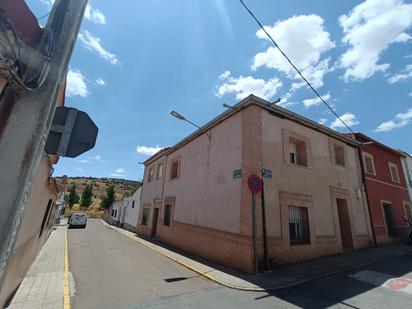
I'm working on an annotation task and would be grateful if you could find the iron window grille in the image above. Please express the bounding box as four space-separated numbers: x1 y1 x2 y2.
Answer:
288 206 310 245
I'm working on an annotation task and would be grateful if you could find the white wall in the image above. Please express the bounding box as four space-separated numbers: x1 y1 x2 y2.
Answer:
401 154 412 202
111 201 122 221
124 187 142 228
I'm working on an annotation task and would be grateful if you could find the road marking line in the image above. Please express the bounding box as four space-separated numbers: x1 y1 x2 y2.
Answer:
63 230 71 309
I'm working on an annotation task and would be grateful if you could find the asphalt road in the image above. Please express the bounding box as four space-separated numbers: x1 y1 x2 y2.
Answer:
68 219 412 309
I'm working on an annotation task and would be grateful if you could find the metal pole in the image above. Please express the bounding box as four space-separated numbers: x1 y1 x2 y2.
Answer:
252 192 258 274
0 0 88 289
184 118 211 140
261 180 269 271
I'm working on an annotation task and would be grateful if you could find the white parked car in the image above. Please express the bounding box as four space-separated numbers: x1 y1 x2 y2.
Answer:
68 213 87 228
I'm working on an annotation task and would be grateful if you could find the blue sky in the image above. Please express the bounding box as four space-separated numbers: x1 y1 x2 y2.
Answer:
27 0 412 180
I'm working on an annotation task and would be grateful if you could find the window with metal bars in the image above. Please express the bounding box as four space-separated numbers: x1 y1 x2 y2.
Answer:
288 206 310 245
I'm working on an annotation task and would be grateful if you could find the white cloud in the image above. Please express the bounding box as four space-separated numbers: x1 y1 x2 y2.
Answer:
339 0 412 81
409 91 412 96
66 69 89 97
79 155 103 164
302 92 331 108
219 71 231 80
95 78 106 86
388 64 412 83
84 4 106 24
110 168 126 177
393 32 412 43
330 113 359 130
318 118 327 125
375 108 412 132
252 15 335 89
136 145 163 156
276 91 294 107
78 31 119 64
216 72 282 100
76 167 83 171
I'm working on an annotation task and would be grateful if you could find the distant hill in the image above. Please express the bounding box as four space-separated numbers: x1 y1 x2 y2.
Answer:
55 176 141 209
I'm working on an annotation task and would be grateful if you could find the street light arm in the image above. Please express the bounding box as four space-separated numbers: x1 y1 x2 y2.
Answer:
169 110 210 140
183 119 201 130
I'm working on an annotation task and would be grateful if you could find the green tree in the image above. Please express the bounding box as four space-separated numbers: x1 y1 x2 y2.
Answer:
67 184 80 209
100 185 116 209
80 184 93 209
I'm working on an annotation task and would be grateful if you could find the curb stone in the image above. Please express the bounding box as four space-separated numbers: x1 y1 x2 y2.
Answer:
100 219 412 292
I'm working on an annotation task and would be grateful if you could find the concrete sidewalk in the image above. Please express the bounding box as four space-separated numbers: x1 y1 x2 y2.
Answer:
8 224 67 309
101 220 412 291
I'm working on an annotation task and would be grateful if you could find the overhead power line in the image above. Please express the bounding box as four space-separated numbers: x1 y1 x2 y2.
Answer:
37 5 58 21
239 0 354 134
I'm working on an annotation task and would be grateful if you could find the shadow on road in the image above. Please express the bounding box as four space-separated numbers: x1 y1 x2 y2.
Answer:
135 233 412 308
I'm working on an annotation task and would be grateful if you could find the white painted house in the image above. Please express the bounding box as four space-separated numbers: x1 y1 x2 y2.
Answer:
401 152 412 216
110 200 122 226
110 187 142 231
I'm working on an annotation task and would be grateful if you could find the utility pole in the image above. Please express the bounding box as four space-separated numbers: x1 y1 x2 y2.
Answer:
0 0 88 289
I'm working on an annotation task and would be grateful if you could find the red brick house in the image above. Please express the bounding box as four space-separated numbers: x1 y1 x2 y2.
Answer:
349 133 411 244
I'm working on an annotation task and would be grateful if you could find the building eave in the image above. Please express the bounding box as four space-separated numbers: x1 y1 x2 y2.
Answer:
144 94 360 166
352 132 405 157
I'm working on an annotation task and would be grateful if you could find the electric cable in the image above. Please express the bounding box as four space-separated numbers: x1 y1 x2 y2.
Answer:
37 5 58 21
239 0 355 133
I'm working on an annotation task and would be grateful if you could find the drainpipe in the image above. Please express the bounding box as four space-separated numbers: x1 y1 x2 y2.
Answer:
159 155 168 220
252 192 258 274
357 145 377 247
261 179 269 271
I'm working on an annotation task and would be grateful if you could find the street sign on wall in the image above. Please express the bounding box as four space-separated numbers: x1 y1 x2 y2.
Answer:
45 107 98 158
153 197 162 204
233 169 242 179
261 168 272 179
248 174 262 193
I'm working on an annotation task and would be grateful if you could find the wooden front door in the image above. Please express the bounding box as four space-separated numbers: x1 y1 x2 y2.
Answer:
337 198 353 250
151 208 159 238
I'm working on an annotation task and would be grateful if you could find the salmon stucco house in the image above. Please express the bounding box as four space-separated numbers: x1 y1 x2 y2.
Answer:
137 95 373 274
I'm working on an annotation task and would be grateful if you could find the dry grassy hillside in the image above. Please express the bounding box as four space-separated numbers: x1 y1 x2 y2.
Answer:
55 176 141 210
